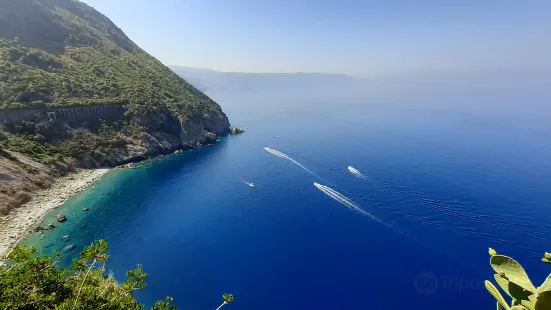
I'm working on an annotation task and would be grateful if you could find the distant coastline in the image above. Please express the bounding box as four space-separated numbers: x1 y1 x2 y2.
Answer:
0 168 110 258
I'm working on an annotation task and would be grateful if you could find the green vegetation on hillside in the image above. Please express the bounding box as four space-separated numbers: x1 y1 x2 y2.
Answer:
0 240 234 310
485 248 551 310
0 0 215 110
0 118 129 166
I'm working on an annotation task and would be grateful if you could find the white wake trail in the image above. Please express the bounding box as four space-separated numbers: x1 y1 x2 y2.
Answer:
313 182 470 268
314 182 384 224
348 166 365 178
264 147 324 180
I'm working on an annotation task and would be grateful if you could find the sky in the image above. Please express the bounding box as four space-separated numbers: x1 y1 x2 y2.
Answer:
81 0 551 77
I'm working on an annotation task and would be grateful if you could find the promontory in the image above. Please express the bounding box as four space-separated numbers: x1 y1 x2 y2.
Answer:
0 0 231 216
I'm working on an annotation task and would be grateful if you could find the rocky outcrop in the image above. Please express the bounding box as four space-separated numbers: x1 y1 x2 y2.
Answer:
123 106 230 160
56 214 67 222
84 106 230 166
230 127 245 134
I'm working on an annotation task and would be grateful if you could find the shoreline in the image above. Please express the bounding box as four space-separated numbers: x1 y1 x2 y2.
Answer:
0 168 111 258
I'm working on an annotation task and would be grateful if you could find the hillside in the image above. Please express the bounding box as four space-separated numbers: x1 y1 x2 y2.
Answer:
0 0 215 109
0 0 231 215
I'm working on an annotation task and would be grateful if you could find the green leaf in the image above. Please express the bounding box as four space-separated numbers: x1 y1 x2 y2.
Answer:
520 294 536 310
491 255 537 293
494 274 533 302
538 275 551 294
485 280 511 310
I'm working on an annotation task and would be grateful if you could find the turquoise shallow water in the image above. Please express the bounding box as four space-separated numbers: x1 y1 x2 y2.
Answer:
25 87 551 310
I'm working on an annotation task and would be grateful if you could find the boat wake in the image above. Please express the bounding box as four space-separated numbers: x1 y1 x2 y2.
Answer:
314 182 384 224
264 147 324 180
313 182 470 265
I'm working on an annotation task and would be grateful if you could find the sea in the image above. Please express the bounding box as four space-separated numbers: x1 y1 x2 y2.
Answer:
25 80 551 310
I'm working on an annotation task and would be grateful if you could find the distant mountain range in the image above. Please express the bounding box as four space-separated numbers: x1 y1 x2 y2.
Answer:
169 66 363 92
171 65 551 94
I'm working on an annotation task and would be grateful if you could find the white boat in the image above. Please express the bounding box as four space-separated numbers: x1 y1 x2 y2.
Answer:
242 178 255 187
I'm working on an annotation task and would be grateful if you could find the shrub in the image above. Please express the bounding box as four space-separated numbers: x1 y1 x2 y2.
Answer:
0 241 233 310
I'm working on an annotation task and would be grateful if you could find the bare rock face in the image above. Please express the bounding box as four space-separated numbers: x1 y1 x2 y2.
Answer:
178 109 230 149
134 106 230 156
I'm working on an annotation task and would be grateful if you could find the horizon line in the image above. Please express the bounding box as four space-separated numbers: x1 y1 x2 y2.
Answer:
168 65 353 76
169 65 551 80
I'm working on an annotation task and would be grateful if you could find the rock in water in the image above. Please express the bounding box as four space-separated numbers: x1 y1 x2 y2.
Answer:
48 223 56 229
34 226 45 232
230 127 246 134
56 214 67 222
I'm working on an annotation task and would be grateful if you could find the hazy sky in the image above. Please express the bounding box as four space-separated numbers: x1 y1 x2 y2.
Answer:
81 0 551 76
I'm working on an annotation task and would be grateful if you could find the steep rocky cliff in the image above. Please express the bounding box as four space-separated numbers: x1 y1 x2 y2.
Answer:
0 0 232 215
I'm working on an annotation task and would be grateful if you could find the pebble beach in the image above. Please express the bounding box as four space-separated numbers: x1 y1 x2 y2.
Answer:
0 168 110 258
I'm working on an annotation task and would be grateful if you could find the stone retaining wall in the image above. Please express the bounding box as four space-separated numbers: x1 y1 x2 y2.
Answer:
0 104 126 126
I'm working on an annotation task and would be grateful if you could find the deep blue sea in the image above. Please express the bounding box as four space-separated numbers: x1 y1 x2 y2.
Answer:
25 84 551 310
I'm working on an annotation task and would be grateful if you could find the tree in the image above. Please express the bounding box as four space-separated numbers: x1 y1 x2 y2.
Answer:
215 293 235 310
151 297 178 310
0 241 233 309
